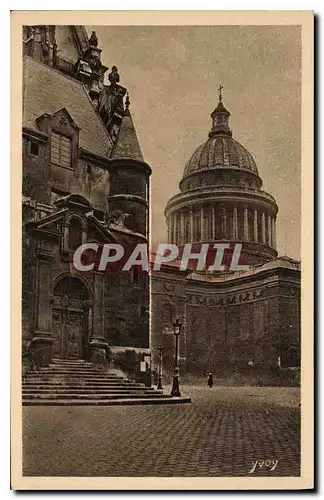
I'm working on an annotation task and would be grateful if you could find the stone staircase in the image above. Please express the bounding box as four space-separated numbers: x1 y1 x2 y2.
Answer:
22 359 191 406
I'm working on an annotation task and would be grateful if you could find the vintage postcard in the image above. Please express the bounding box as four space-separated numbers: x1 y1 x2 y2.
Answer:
11 10 314 490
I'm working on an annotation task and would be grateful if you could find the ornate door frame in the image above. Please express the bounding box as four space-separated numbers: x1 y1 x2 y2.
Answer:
51 274 93 359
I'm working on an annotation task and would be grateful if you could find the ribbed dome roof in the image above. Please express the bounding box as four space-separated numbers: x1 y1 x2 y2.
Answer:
183 134 259 178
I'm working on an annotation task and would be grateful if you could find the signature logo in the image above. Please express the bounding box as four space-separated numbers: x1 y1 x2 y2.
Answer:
249 459 278 474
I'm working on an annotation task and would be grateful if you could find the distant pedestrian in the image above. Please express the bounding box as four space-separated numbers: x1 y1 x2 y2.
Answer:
207 373 213 388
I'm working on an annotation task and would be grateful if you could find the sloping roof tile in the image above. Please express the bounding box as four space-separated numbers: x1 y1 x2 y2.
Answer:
23 56 113 158
110 110 144 161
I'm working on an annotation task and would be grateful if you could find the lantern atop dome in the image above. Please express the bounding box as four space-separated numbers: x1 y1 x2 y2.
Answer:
209 85 232 137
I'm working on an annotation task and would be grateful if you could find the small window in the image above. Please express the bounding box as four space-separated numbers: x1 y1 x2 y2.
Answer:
30 141 39 156
51 132 72 168
87 165 92 175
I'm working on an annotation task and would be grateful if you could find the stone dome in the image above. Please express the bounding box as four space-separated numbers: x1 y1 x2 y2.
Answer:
182 135 259 178
165 93 278 266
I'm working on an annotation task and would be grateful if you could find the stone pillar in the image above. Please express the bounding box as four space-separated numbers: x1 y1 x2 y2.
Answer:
261 212 266 244
200 207 204 241
272 217 277 248
32 252 54 366
62 222 69 252
253 209 258 242
82 228 87 245
244 208 249 241
268 214 272 247
232 207 238 240
173 214 178 245
167 217 171 243
222 208 227 239
189 208 194 242
212 206 216 240
180 211 185 246
90 272 108 366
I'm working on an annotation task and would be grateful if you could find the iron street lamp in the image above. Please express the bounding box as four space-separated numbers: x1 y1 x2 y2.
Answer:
170 317 182 397
157 344 163 390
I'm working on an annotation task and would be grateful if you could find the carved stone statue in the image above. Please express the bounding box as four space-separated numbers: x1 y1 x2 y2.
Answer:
107 210 131 228
108 66 120 85
89 31 98 47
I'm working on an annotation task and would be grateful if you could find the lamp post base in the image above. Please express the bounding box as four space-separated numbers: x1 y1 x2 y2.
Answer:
170 370 181 397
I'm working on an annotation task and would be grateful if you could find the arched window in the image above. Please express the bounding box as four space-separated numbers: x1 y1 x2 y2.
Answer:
69 218 83 251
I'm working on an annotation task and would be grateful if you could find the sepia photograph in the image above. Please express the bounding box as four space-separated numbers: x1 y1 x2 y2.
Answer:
11 10 313 490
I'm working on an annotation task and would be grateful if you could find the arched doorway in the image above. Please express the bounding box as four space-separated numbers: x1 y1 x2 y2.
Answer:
52 275 91 359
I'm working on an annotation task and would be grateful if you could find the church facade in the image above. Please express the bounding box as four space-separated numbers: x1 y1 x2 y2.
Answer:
22 26 151 383
151 93 301 379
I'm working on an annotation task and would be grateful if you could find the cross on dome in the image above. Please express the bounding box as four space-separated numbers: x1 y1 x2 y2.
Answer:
218 85 224 102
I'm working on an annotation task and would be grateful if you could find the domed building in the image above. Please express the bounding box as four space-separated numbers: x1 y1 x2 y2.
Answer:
151 92 301 382
165 93 278 266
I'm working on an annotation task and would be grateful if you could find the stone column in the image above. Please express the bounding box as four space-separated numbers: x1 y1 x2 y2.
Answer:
232 207 238 240
253 209 258 242
244 208 249 241
167 217 171 243
32 251 54 366
189 208 194 242
174 214 178 245
212 206 216 240
268 214 272 247
222 208 227 239
180 211 185 246
261 212 266 244
272 217 277 248
200 207 204 241
62 222 69 252
90 272 108 366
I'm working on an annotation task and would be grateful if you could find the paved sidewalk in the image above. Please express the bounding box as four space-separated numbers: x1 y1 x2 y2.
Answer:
23 385 300 477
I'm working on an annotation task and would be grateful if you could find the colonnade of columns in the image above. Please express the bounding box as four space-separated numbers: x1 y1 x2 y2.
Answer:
168 205 276 248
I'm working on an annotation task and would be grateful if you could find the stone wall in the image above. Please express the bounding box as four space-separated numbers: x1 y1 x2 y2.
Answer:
150 264 301 378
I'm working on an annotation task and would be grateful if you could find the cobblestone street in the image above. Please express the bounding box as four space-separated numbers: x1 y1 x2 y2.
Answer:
23 386 300 477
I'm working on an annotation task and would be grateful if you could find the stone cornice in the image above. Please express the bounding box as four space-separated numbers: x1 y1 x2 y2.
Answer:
107 193 148 208
180 165 262 185
165 186 278 216
108 157 152 176
22 126 49 143
185 264 300 291
79 148 111 169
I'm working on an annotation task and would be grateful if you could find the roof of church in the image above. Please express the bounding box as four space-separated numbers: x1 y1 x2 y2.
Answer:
23 55 113 157
182 96 259 179
110 108 144 162
182 134 258 178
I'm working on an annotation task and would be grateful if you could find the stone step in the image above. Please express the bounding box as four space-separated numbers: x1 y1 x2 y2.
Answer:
23 378 141 385
22 396 192 406
22 387 160 394
27 369 119 376
51 359 93 364
25 372 125 382
21 358 186 407
22 392 169 400
22 381 144 390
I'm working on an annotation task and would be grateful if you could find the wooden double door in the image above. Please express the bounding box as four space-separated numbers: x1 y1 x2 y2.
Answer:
52 276 90 360
52 307 88 359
